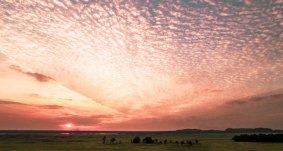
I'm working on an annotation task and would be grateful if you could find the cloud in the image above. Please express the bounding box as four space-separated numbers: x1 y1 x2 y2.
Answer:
39 105 64 109
105 90 283 131
0 99 26 105
0 105 66 130
225 100 247 105
0 112 60 130
0 53 7 63
9 65 54 82
252 94 283 102
57 115 102 126
205 88 224 93
28 93 73 101
224 92 283 106
0 99 64 110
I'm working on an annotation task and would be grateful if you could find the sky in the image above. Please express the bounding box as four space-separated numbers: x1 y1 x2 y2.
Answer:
0 0 283 131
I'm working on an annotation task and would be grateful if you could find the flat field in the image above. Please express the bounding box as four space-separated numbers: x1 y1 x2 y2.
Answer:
0 132 282 151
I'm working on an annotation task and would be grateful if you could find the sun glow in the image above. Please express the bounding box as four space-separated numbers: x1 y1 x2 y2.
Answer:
65 123 72 128
60 123 73 130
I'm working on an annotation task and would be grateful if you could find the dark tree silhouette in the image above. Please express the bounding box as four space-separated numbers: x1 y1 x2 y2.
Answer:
132 136 141 143
164 139 167 144
102 136 106 144
143 137 154 144
110 138 116 143
233 134 283 142
195 139 199 144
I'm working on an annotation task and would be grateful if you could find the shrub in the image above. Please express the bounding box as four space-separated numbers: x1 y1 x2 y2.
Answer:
143 137 154 144
132 136 141 143
164 139 167 144
110 138 116 143
233 134 283 142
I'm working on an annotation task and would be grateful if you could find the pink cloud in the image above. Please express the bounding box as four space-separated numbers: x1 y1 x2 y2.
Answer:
9 65 54 82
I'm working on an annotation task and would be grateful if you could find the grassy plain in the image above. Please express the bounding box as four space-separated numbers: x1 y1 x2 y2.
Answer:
0 132 282 151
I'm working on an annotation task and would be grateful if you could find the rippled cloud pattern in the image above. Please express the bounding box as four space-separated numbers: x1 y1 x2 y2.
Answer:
1 0 283 113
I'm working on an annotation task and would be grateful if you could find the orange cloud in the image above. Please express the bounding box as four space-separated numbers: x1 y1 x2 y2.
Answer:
9 65 54 82
39 105 64 110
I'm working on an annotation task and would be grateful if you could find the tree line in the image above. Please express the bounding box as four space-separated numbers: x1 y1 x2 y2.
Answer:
102 136 200 146
131 136 199 145
233 134 283 142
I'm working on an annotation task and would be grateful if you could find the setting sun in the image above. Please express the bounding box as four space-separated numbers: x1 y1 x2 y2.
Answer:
65 124 72 128
60 123 73 130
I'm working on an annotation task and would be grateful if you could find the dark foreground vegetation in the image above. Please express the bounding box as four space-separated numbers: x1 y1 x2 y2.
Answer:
233 134 283 142
102 135 200 146
1 131 283 151
130 136 198 145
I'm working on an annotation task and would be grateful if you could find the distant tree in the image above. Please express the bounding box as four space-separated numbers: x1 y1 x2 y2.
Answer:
180 140 185 144
169 140 173 144
186 140 191 145
195 139 199 144
233 134 283 142
102 136 106 144
164 139 167 144
132 136 141 143
110 138 116 143
154 139 158 143
175 140 179 144
143 137 154 144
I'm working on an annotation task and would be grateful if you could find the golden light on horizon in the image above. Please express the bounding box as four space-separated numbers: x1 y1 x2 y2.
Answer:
61 123 74 130
66 124 72 128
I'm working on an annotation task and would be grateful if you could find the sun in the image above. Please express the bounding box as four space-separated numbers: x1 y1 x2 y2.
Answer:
60 123 73 130
65 123 72 128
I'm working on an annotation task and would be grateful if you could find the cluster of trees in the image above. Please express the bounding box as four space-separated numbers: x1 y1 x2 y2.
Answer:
102 136 200 145
102 136 122 144
131 136 199 145
233 134 283 142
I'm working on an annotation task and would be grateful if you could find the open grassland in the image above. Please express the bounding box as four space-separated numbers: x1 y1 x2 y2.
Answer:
0 132 282 151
